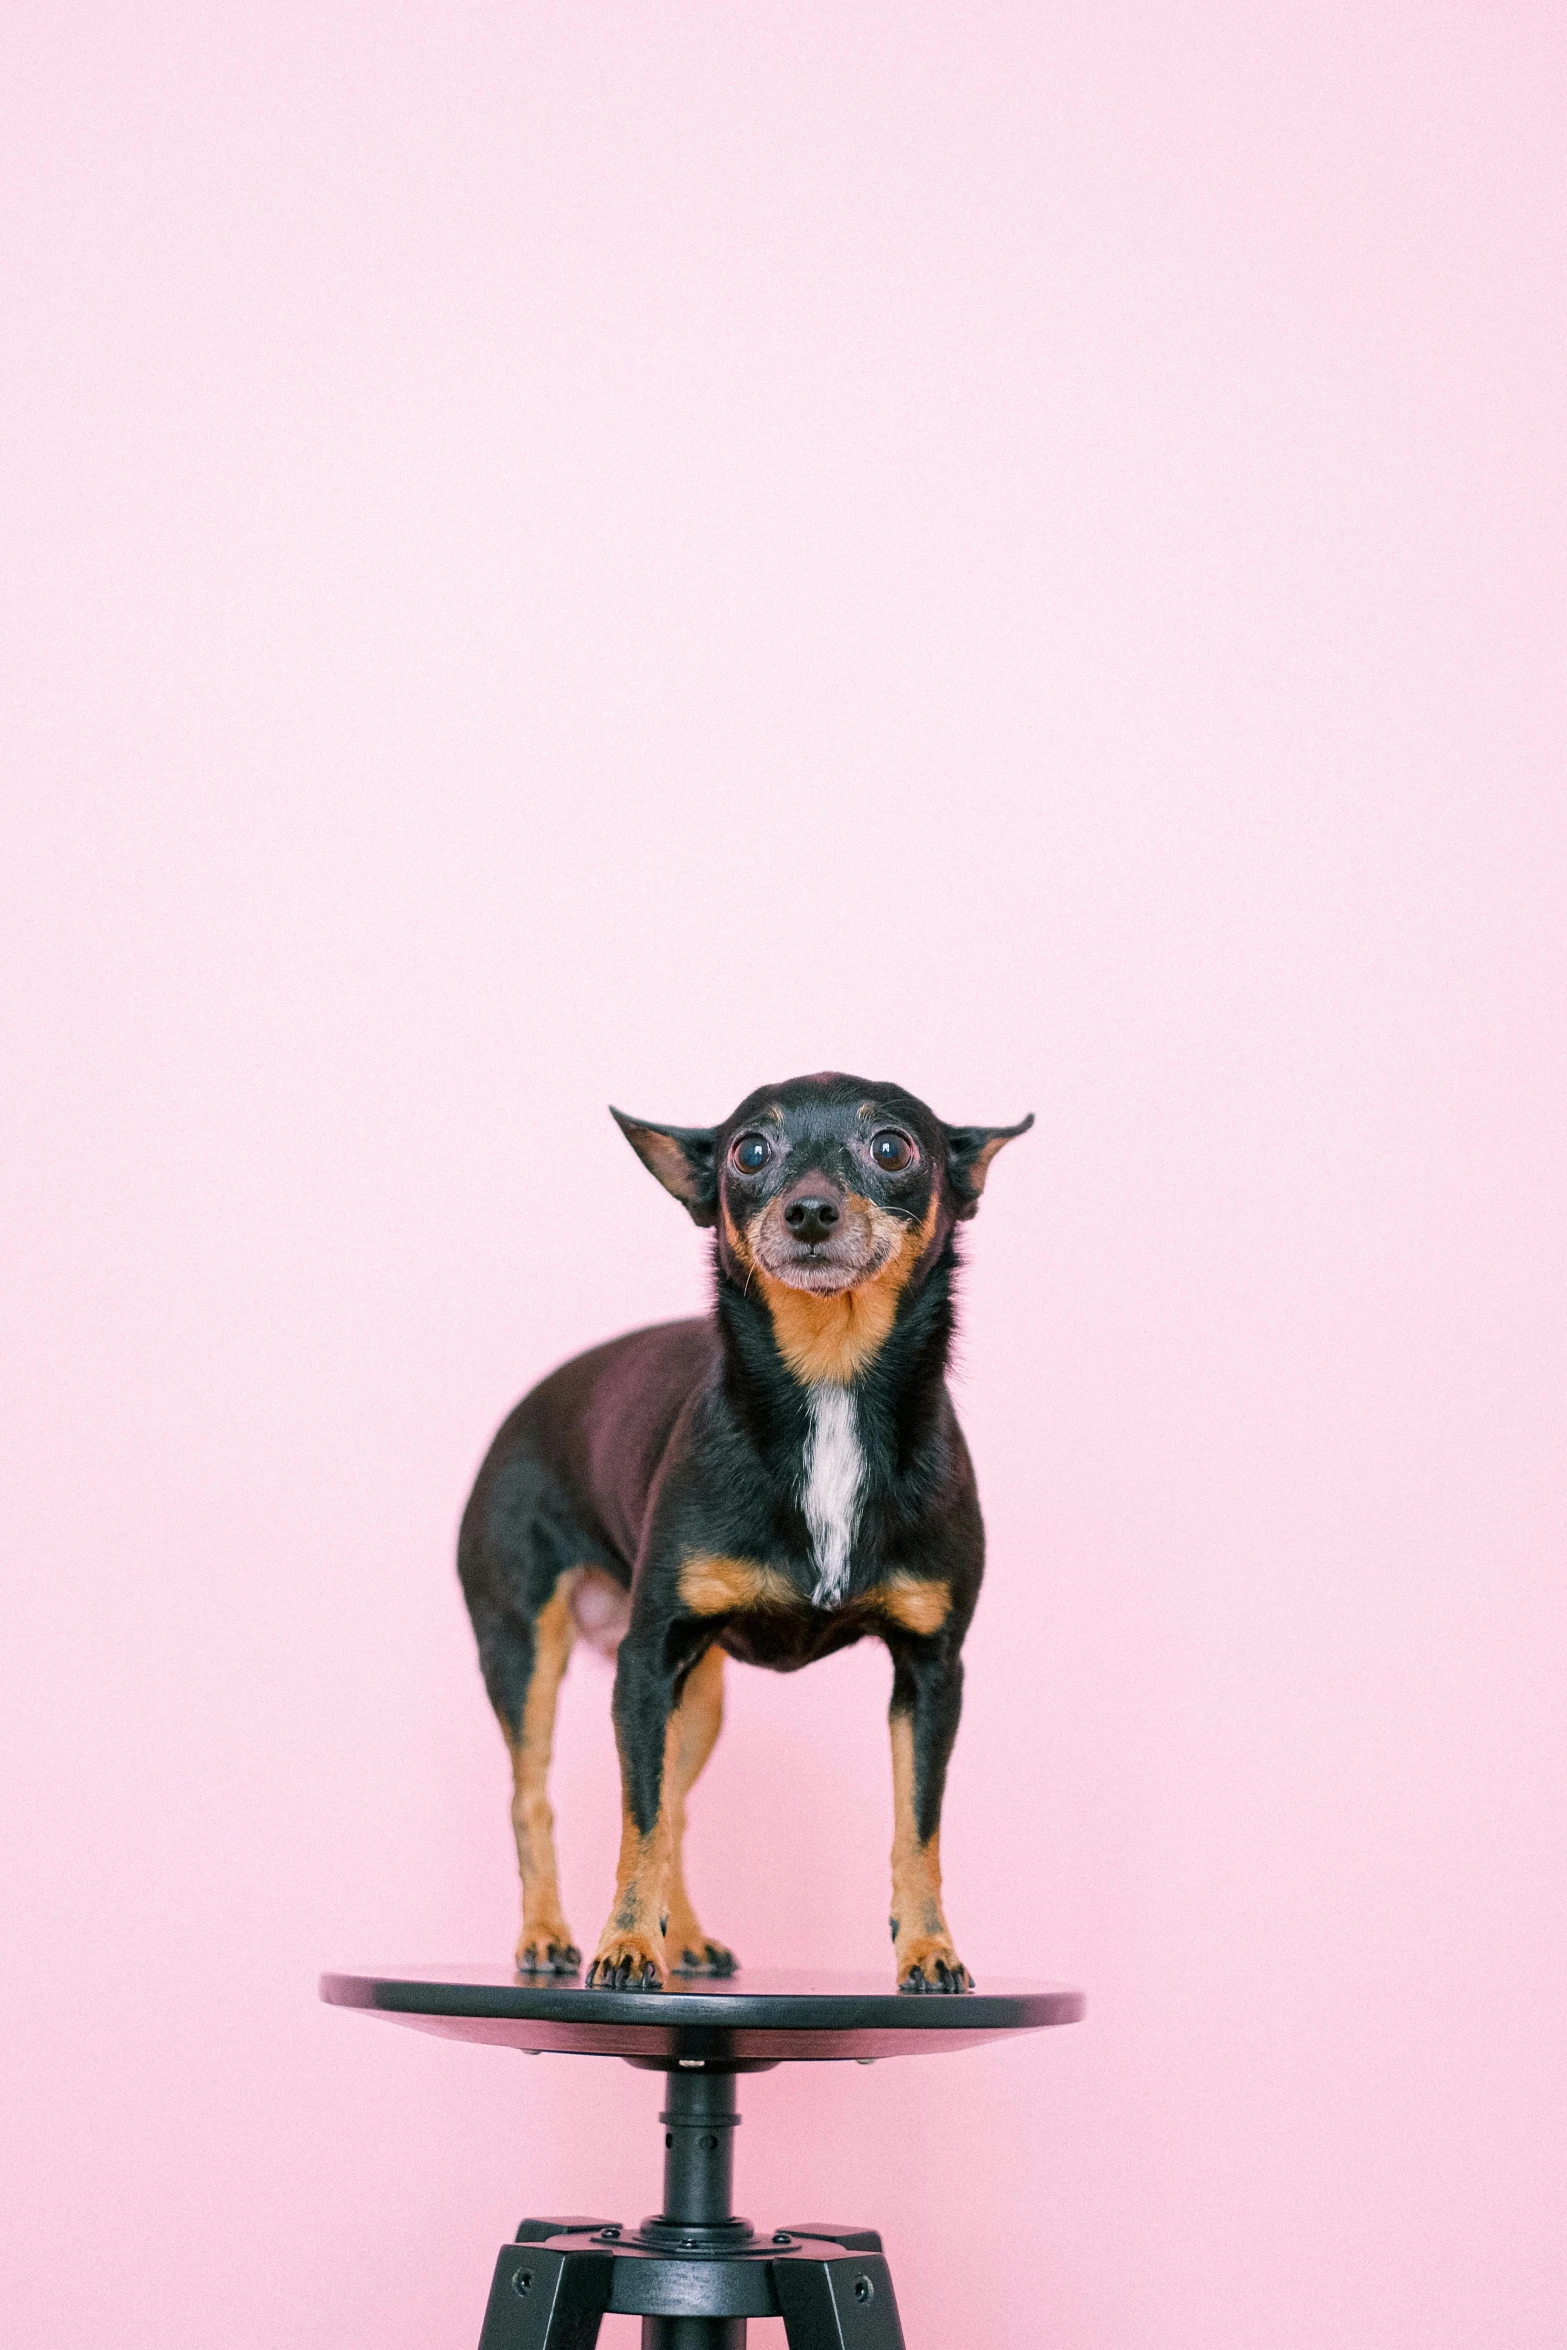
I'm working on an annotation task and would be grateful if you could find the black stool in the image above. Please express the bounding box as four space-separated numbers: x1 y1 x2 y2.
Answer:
321 1966 1085 2348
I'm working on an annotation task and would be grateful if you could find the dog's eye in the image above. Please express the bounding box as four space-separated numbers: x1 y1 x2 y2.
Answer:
730 1133 772 1174
871 1130 916 1173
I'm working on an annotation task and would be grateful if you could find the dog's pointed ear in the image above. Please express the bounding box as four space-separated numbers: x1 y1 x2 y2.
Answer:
944 1112 1034 1221
610 1107 719 1226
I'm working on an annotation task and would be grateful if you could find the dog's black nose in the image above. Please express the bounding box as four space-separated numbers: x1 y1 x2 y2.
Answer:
785 1194 841 1244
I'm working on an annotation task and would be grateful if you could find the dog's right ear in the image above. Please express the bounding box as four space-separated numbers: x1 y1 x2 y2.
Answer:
610 1108 719 1227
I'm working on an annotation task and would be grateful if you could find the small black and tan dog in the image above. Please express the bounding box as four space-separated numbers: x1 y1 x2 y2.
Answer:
458 1072 1030 1993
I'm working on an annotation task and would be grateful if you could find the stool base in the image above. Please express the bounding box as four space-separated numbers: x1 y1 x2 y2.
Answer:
479 2221 903 2349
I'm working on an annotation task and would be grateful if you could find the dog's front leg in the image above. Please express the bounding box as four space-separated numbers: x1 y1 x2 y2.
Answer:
888 1642 973 1993
587 1635 680 1987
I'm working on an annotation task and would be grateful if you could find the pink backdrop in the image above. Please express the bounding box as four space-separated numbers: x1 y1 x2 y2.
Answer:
3 6 1564 2345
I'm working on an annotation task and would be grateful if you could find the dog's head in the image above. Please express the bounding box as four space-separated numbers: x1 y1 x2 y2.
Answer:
611 1074 1032 1305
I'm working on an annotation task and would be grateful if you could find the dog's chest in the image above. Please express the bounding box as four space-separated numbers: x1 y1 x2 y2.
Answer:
800 1385 864 1606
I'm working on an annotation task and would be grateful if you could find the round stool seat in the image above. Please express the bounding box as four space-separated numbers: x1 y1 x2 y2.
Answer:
320 1963 1084 2067
321 1966 1085 2346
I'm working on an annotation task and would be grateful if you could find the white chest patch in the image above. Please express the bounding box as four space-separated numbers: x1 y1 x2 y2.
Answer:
802 1386 864 1607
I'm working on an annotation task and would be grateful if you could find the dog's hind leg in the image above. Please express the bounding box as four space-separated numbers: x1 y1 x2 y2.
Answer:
500 1576 581 1973
664 1645 738 1977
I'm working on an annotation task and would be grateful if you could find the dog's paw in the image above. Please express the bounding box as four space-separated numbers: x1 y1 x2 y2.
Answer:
895 1937 974 1995
586 1932 667 1990
515 1929 582 1976
669 1938 740 1977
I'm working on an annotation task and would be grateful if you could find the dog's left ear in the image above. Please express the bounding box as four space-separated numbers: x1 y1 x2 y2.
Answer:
610 1108 719 1227
944 1113 1035 1220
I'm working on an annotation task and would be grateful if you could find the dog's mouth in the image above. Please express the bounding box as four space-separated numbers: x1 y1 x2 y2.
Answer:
750 1213 904 1296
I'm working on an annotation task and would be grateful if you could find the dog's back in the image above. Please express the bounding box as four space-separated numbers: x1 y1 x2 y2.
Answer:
458 1316 714 1637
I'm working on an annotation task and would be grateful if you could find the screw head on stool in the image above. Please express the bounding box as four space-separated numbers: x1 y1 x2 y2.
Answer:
511 2268 533 2296
854 2275 875 2303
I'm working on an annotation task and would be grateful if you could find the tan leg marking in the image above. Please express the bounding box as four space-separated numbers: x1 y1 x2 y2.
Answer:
589 1646 739 1986
589 1712 681 1987
889 1710 971 1992
505 1577 580 1972
663 1646 737 1974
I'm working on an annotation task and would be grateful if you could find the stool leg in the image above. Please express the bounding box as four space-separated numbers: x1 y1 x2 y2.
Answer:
773 2253 905 2350
477 2243 613 2350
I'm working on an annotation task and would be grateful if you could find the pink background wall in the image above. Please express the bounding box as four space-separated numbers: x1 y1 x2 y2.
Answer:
3 6 1564 2345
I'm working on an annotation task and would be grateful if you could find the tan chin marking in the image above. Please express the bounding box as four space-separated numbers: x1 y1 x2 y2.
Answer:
756 1191 940 1384
679 1553 804 1615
